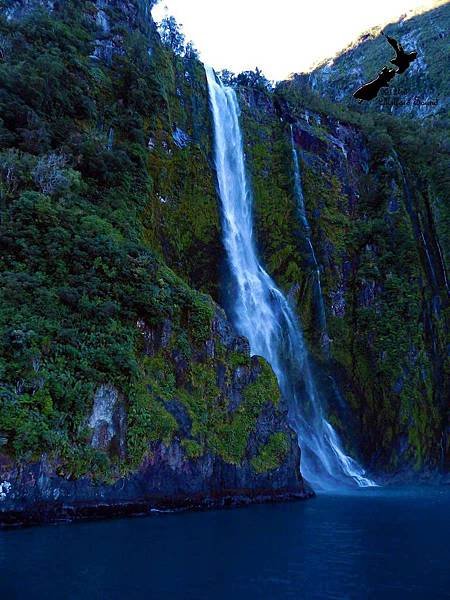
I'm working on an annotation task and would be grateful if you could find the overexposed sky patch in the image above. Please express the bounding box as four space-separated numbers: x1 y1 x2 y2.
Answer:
152 0 439 81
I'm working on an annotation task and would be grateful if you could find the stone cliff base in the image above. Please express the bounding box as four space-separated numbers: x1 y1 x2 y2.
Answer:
1 487 314 528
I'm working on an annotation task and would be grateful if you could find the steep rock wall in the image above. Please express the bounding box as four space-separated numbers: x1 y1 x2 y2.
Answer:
236 81 448 472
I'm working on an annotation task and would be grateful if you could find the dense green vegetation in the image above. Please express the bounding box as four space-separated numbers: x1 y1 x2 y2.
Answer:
126 345 283 471
0 2 286 479
175 358 281 466
251 432 290 474
0 0 447 484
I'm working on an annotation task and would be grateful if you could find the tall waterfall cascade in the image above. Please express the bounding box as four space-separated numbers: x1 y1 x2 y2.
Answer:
205 66 376 491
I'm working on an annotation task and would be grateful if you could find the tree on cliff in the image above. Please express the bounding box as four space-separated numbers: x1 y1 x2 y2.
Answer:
158 15 185 55
236 68 272 91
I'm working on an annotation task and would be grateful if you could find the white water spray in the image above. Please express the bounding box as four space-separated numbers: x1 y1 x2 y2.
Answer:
206 66 376 491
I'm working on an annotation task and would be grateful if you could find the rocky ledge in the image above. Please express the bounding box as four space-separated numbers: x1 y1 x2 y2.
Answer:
0 452 313 527
1 306 313 527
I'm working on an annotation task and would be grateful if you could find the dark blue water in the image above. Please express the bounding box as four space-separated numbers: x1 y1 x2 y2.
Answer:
1 487 449 599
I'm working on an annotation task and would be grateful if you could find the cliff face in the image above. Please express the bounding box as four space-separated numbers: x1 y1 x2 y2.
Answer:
0 0 448 525
307 1 449 118
1 308 307 526
235 79 448 473
0 0 309 525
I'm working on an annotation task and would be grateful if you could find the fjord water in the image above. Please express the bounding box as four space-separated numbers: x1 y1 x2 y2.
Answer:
205 66 374 491
2 487 449 599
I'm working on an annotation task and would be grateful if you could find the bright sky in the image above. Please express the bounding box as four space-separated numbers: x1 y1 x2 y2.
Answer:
152 0 437 81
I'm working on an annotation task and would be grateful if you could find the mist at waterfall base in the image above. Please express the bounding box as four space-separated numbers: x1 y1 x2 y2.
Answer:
205 66 375 492
2 487 449 599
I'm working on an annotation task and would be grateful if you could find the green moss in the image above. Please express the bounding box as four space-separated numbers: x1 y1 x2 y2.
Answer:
208 359 280 464
127 355 178 468
237 93 303 294
142 49 223 300
174 358 282 466
177 362 220 445
181 438 203 459
239 68 447 470
228 351 251 369
251 432 289 473
243 359 281 408
187 295 215 344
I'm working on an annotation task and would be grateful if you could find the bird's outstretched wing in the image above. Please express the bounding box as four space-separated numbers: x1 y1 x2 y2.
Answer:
385 34 404 57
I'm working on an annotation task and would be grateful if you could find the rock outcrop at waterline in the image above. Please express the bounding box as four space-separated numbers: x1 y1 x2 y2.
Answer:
1 309 310 526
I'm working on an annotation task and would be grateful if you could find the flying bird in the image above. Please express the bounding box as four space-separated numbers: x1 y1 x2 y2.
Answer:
353 66 396 103
383 32 418 74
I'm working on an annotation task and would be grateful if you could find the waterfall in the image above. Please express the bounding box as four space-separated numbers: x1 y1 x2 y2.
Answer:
290 126 330 355
205 66 376 491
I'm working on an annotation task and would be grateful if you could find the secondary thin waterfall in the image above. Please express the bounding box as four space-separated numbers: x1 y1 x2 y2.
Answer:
205 66 376 491
290 125 330 356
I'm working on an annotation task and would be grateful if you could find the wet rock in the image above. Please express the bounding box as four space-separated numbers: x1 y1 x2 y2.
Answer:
204 339 215 360
0 304 310 526
160 319 172 348
163 400 192 437
0 419 310 525
172 127 191 148
392 377 404 393
231 335 250 356
88 0 156 65
137 319 172 356
88 385 127 459
211 308 235 348
359 279 376 307
3 0 55 21
294 127 328 155
387 197 399 213
0 480 12 501
330 284 346 317
172 348 189 387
